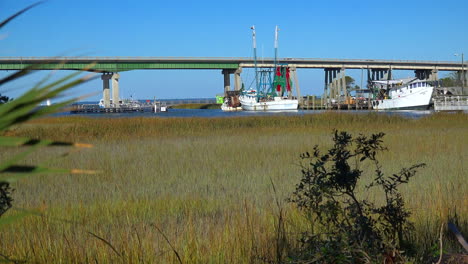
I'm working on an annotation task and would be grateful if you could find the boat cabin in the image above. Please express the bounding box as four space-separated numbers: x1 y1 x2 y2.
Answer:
372 79 434 100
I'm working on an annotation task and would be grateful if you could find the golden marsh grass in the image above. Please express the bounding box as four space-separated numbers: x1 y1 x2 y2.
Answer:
0 112 467 263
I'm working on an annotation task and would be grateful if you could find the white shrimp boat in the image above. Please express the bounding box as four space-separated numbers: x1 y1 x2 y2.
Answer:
239 26 298 111
239 91 298 111
370 78 434 110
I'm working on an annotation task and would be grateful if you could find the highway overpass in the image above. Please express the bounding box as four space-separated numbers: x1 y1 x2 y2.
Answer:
0 56 465 71
1 57 465 107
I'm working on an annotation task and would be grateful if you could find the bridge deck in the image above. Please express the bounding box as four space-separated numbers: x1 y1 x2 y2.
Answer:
0 57 465 72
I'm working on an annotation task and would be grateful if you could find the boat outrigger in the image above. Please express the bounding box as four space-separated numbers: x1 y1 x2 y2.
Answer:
370 78 434 110
239 26 298 111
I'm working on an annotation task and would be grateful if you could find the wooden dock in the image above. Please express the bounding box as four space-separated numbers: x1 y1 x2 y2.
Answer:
70 104 154 114
433 95 468 111
299 96 372 110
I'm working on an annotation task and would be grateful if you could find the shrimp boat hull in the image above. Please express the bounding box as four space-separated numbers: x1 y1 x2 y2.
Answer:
221 91 243 111
221 101 242 111
240 96 298 111
371 79 434 110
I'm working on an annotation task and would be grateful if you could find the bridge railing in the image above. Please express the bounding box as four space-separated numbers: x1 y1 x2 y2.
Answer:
0 56 464 65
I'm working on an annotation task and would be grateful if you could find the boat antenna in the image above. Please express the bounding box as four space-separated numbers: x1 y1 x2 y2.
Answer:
251 25 259 91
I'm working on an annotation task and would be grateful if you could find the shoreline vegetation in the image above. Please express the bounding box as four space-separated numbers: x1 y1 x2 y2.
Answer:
1 112 467 263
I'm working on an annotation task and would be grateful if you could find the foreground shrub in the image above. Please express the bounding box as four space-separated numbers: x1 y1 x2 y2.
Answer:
0 182 13 217
289 130 425 263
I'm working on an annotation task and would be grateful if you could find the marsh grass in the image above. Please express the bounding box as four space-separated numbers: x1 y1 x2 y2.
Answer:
0 112 466 263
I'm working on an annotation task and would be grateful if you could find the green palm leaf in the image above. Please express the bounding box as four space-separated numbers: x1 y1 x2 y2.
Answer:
0 2 44 29
0 2 99 231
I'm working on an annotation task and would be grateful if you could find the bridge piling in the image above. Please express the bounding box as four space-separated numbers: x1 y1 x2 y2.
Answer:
322 69 329 109
340 68 347 109
430 69 439 81
332 69 337 101
368 69 389 81
415 69 425 80
325 68 345 108
336 69 342 109
222 69 234 95
112 73 120 107
459 70 467 94
414 69 432 80
322 68 357 109
101 73 112 108
290 67 301 103
234 68 242 91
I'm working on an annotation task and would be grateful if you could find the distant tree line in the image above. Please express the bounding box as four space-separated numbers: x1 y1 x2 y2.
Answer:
439 71 464 87
345 76 361 90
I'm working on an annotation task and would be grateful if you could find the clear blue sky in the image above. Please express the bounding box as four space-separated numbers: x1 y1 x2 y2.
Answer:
1 0 467 100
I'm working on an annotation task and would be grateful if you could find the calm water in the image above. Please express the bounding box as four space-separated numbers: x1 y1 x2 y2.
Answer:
62 108 438 119
64 99 445 119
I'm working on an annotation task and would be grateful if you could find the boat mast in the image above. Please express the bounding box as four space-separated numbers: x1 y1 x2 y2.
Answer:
272 25 279 94
274 25 279 69
251 26 259 91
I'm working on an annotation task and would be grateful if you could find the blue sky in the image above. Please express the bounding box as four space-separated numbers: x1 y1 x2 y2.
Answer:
1 0 467 100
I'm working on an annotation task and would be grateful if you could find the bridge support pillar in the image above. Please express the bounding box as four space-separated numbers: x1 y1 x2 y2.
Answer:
101 73 112 108
335 71 341 109
340 68 347 108
332 70 337 100
415 69 433 80
290 67 301 102
456 70 467 83
222 69 234 95
325 68 344 108
112 73 120 107
234 68 242 91
366 69 373 108
382 69 391 80
456 70 467 95
369 69 389 81
330 81 335 102
428 69 438 81
415 70 422 80
335 70 340 108
324 69 329 108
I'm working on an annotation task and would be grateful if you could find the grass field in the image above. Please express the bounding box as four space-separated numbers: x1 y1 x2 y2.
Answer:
1 112 467 263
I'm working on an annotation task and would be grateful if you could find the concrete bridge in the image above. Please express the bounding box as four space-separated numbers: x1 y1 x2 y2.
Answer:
0 57 466 107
